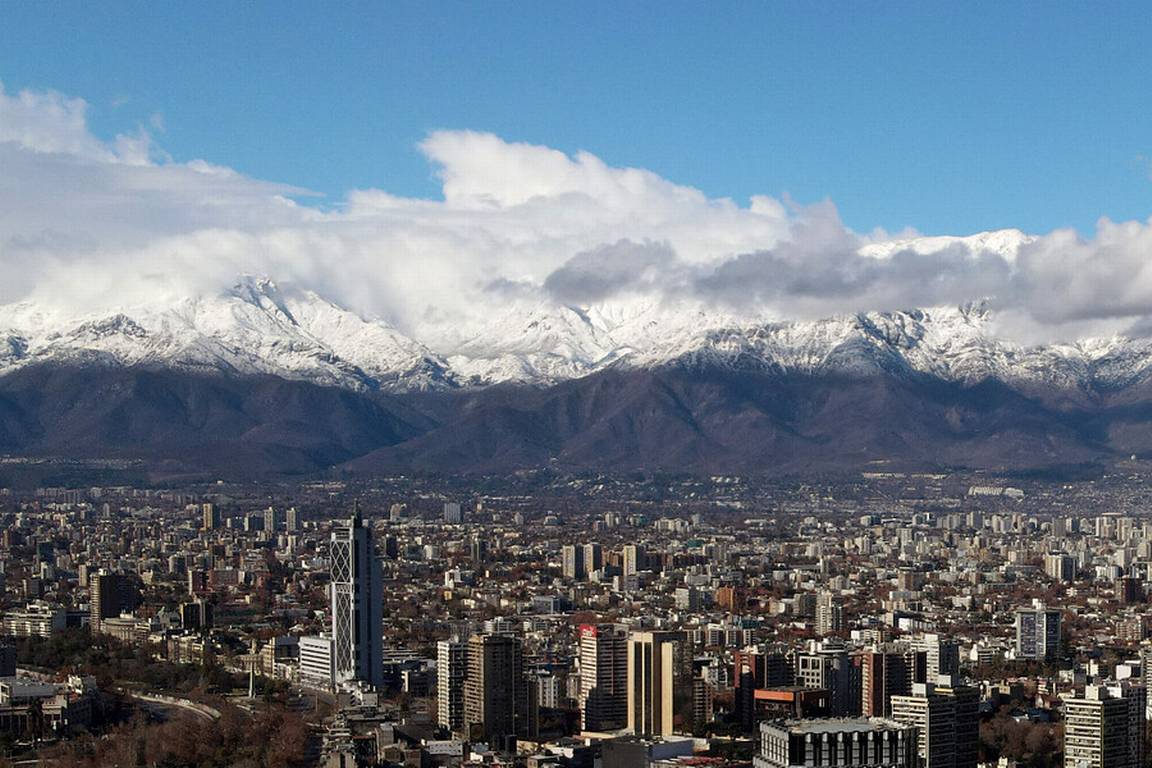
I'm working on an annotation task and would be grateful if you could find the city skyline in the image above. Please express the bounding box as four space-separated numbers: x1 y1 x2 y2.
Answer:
2 6 1151 768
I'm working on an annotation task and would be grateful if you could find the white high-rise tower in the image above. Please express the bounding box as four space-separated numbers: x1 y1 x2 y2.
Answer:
331 507 384 689
438 638 468 734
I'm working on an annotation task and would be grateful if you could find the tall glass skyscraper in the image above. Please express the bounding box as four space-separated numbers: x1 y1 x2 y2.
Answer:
331 508 384 689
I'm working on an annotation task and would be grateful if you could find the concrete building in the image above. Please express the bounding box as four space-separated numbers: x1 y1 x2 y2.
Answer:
0 676 96 740
437 639 467 735
754 718 917 768
562 544 586 580
750 687 830 723
1064 683 1146 768
627 630 684 738
796 641 860 717
1 602 66 638
1015 603 1062 661
1045 553 1076 583
299 635 335 690
583 543 603 576
89 570 137 634
201 503 221 531
816 593 844 636
889 677 979 768
860 645 925 717
443 502 464 525
911 634 960 681
263 506 278 534
0 642 14 677
464 633 533 748
579 623 629 733
602 736 694 768
623 545 646 578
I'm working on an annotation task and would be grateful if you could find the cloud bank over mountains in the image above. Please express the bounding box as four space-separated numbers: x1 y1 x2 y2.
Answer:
2 80 1152 348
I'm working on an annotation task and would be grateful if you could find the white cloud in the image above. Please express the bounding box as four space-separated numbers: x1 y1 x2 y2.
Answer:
0 82 113 159
2 80 1152 348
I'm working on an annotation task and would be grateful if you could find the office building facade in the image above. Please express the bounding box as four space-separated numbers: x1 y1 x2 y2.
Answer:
579 623 629 733
627 630 684 738
755 718 917 768
464 633 533 747
330 511 384 689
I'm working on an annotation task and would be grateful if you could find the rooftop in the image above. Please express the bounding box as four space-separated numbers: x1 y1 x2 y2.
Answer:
765 718 912 735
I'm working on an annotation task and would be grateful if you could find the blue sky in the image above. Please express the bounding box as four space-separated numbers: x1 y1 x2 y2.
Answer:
2 1 1151 236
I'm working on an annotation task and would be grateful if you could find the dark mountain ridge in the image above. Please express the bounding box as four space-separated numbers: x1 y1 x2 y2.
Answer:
0 361 1143 480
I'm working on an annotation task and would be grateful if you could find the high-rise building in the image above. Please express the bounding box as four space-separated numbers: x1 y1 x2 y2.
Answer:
623 545 645 577
754 718 917 768
180 599 214 631
187 570 209 596
464 633 533 748
1015 603 1062 661
89 570 137 633
890 678 979 768
1045 553 1076 582
936 677 979 768
691 673 713 732
716 585 740 612
626 630 685 737
890 685 955 768
470 537 490 563
796 641 861 717
912 634 960 681
285 506 300 532
583 543 603 576
330 510 384 689
860 645 926 717
382 535 399 560
734 646 795 732
578 624 629 733
438 639 468 735
201 503 221 531
443 502 464 525
1118 576 1144 606
1064 683 1146 768
815 592 844 636
0 641 15 677
563 545 587 580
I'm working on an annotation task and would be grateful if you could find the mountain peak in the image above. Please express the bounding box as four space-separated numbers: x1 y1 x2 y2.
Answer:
0 227 1148 395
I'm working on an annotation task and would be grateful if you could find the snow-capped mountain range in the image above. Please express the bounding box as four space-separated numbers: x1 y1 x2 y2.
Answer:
2 229 1150 395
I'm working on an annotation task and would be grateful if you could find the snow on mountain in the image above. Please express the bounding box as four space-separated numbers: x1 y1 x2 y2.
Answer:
441 297 743 384
444 302 622 384
858 228 1036 262
0 277 453 391
3 230 1152 395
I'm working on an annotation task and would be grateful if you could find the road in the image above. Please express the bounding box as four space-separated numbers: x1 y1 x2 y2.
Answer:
121 689 221 723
